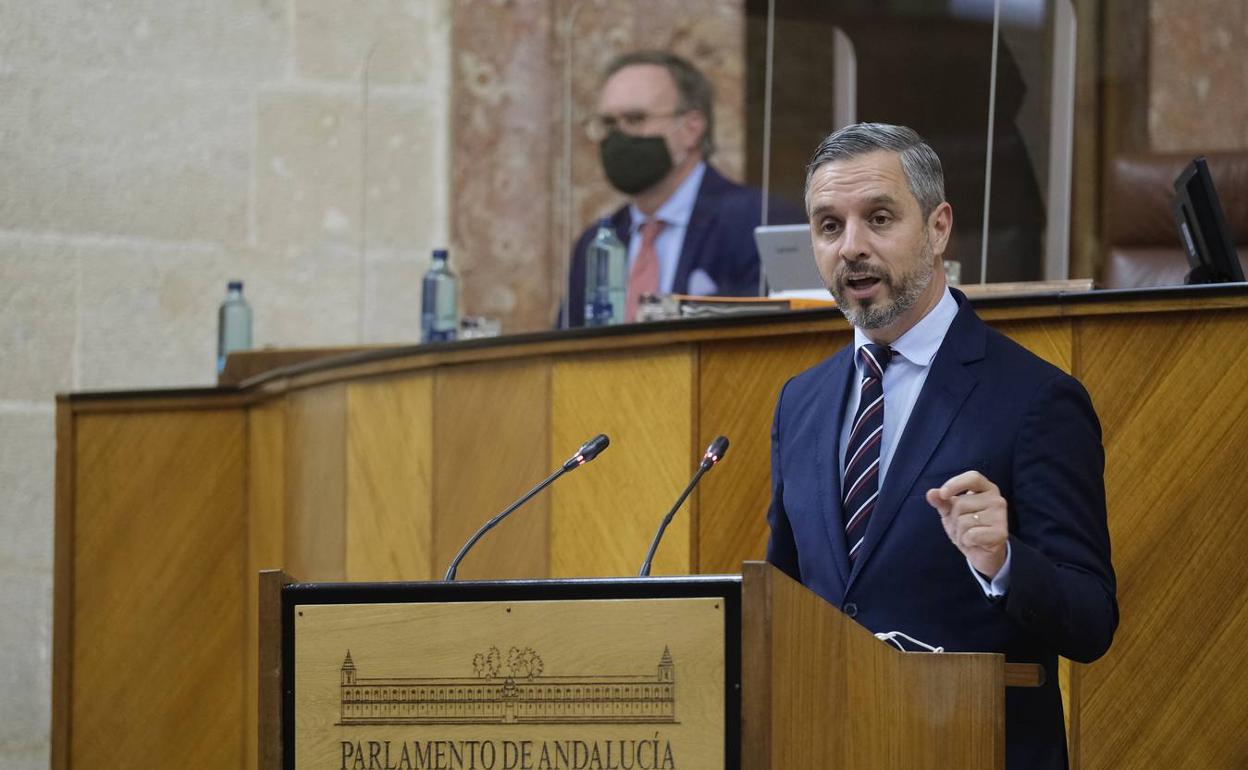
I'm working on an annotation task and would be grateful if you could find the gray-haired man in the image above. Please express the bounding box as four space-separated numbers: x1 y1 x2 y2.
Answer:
564 50 798 326
766 122 1117 769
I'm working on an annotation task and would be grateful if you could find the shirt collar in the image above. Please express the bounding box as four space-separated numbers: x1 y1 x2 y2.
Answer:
628 161 706 232
853 287 958 370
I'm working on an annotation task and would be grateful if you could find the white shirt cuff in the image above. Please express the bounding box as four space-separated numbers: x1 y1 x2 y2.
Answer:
968 542 1011 597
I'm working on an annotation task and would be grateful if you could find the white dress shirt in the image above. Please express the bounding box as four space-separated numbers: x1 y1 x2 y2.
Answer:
626 162 718 296
838 287 1011 596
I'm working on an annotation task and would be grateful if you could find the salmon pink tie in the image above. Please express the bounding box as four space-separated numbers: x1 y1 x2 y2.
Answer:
626 219 665 322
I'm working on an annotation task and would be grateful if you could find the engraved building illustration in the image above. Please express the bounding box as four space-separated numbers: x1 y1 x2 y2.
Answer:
339 647 677 725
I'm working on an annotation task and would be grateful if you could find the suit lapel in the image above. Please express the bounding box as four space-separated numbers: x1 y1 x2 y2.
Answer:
846 296 986 587
816 349 855 588
673 166 724 292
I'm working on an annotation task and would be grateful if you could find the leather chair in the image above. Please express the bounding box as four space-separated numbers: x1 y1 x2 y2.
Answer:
1101 152 1248 288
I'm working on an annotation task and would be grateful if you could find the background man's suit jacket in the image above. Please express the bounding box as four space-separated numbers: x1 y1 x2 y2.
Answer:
563 165 799 327
766 289 1118 770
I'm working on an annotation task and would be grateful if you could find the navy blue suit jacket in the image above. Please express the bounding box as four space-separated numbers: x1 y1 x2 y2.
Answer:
766 290 1117 770
563 165 800 327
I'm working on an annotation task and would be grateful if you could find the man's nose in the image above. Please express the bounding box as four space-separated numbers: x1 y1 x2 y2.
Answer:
839 220 870 262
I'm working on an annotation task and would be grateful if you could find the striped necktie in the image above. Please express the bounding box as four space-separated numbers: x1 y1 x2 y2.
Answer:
843 343 893 563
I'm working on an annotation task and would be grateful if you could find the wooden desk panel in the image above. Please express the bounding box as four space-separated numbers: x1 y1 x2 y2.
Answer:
697 333 846 574
432 359 551 580
550 346 695 577
53 289 1248 770
284 385 347 582
993 318 1075 373
72 410 245 769
345 375 435 581
1076 308 1248 770
245 400 286 770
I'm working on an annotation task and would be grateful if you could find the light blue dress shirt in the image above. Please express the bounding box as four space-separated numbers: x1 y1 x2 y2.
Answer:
626 162 718 296
838 287 1011 596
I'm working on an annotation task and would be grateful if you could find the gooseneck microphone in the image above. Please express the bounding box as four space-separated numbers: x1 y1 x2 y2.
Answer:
639 436 730 577
443 434 609 581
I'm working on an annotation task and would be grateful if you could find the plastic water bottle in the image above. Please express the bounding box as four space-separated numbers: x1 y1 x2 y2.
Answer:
585 219 626 326
421 248 460 343
217 280 252 375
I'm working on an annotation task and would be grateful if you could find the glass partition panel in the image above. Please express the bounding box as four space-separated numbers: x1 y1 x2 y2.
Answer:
749 0 1075 284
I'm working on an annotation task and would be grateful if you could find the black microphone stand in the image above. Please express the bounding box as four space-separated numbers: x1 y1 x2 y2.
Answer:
639 436 729 577
444 434 608 581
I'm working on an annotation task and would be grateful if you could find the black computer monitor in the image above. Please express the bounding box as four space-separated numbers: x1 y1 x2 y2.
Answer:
1172 156 1244 284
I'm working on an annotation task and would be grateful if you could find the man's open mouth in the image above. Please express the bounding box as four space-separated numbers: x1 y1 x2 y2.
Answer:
845 275 882 290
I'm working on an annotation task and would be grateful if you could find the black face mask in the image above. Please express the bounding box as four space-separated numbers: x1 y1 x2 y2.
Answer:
598 130 673 195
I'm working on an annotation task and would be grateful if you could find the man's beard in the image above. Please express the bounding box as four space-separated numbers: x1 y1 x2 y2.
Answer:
828 239 935 330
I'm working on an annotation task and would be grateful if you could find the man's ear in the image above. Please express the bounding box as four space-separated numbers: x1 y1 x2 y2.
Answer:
678 109 708 153
928 201 953 259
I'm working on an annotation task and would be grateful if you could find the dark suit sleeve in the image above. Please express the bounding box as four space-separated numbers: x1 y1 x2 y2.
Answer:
1002 374 1119 663
559 228 593 328
766 379 801 582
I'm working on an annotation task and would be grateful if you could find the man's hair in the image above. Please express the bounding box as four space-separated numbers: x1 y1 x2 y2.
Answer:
603 50 715 159
805 123 945 218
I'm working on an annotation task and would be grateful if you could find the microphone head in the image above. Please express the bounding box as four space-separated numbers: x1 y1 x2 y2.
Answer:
701 435 730 469
564 433 610 470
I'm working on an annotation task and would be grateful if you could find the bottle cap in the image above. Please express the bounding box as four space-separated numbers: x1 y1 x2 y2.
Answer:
228 280 243 291
432 248 449 260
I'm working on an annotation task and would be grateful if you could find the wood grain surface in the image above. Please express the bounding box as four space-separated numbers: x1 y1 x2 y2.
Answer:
293 597 725 769
284 385 347 581
697 333 847 574
550 347 694 577
257 570 293 770
345 375 435 581
742 561 1003 769
245 401 286 770
51 405 75 770
71 410 246 768
54 294 1248 769
432 359 552 580
993 318 1074 373
1075 309 1248 769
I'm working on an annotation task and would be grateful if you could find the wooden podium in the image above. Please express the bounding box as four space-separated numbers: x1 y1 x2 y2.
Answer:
261 562 1038 770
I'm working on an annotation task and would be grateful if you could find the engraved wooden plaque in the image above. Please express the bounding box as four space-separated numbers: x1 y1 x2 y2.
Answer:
284 580 738 770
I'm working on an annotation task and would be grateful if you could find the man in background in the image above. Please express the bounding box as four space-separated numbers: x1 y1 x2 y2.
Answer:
765 122 1117 769
565 50 794 326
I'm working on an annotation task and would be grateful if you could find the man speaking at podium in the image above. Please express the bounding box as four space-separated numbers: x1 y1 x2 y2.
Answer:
764 123 1117 769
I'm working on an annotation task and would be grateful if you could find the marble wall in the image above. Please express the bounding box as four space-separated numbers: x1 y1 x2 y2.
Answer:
452 0 747 330
1149 0 1248 152
0 1 450 767
0 2 751 766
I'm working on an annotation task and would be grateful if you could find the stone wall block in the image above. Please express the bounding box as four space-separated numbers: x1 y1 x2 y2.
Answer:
0 411 54 572
294 0 450 85
0 0 286 79
255 87 366 254
0 240 77 400
362 93 447 252
362 248 430 344
0 567 51 770
246 240 364 349
77 241 236 390
0 72 252 242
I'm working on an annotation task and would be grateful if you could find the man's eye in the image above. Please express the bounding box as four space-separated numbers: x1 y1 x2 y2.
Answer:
821 220 841 234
